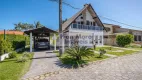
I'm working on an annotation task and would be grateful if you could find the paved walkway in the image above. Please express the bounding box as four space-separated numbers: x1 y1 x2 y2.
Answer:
45 52 142 80
22 50 65 79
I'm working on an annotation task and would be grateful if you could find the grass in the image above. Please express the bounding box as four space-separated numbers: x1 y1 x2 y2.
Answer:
0 52 33 80
96 46 139 56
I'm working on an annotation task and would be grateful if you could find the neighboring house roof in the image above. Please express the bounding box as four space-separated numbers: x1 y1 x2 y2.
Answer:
103 23 121 28
62 4 106 32
0 30 24 35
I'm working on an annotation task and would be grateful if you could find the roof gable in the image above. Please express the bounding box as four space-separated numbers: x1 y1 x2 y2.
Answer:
62 4 105 31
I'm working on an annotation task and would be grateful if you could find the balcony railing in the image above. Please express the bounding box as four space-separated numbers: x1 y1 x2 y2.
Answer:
71 23 103 31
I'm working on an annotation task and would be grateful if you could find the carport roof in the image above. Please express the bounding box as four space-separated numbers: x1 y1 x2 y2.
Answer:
24 27 57 36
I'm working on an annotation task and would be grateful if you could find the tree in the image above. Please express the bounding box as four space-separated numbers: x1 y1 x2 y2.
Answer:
34 21 44 28
14 22 34 31
14 21 44 31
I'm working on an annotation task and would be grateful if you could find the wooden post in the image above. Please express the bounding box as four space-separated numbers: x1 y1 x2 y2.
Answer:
59 0 63 56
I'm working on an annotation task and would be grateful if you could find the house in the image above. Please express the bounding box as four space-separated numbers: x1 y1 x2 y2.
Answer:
103 23 142 45
61 4 105 47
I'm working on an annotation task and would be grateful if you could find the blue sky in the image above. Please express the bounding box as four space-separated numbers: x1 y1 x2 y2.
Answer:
0 0 142 30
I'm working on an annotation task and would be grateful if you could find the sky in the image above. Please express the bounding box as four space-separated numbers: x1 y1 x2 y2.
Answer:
0 0 142 30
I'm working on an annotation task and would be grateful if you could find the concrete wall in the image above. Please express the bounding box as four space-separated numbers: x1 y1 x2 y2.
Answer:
0 53 9 61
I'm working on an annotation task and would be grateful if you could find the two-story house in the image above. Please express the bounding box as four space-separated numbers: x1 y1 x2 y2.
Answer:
103 23 142 45
61 4 105 48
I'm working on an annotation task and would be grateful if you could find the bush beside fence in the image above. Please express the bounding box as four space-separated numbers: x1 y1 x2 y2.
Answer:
0 34 29 56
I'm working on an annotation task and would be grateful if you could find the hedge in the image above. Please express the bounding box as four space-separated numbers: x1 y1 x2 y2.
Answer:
116 34 134 47
0 34 29 51
0 39 12 55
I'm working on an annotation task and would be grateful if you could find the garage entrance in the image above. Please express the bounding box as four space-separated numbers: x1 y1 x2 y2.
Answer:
24 27 57 52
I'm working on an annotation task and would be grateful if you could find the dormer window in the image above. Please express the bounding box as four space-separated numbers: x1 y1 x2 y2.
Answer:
81 16 83 19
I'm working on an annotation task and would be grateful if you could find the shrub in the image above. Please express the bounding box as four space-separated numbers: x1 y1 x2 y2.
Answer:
0 39 12 55
116 34 134 47
17 56 29 62
0 34 29 50
65 46 94 61
99 49 106 57
17 52 31 62
9 51 17 58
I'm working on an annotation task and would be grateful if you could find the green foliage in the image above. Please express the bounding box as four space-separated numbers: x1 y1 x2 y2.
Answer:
14 22 34 31
99 49 106 57
0 39 12 55
17 52 31 62
0 34 29 50
116 34 134 47
65 46 94 61
9 51 17 58
14 21 44 31
35 21 44 28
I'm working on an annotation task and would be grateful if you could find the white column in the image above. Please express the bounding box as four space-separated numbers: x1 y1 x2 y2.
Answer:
30 32 33 52
62 33 65 52
102 32 104 46
68 32 70 47
54 34 56 51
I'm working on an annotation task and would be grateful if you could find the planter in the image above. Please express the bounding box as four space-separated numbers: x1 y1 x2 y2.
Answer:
0 53 9 61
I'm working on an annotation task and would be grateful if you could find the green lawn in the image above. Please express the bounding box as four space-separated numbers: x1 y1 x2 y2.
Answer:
0 53 33 80
96 46 139 56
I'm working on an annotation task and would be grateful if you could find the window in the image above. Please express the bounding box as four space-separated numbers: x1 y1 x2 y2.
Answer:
105 27 111 32
91 22 92 25
134 35 137 41
138 35 141 41
86 20 90 25
81 21 84 25
100 36 102 43
72 24 77 29
78 22 80 24
81 16 83 19
93 22 96 26
104 36 108 38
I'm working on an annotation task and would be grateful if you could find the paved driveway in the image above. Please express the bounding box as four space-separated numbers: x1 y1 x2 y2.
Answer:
45 52 142 80
22 50 64 79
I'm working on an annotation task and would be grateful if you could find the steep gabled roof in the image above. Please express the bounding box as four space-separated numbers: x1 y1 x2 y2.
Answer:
62 4 106 31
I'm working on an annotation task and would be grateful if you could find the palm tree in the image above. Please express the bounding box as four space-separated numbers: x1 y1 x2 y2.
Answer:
65 46 94 61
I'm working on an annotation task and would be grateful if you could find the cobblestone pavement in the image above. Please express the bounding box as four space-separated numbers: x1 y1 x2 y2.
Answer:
45 52 142 80
22 50 65 79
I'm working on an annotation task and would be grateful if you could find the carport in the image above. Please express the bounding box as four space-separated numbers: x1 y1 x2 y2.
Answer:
24 27 57 52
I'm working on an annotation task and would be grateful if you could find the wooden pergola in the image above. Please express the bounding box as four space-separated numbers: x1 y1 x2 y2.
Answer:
24 27 57 52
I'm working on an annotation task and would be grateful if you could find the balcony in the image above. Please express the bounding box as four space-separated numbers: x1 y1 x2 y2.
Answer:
70 23 103 31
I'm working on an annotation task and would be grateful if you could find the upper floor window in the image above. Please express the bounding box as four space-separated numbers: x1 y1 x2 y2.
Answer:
81 16 83 19
105 27 111 32
86 20 90 25
78 22 80 24
81 21 84 25
93 22 96 26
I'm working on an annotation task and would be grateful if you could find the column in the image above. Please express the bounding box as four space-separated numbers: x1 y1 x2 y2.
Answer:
54 34 56 51
30 32 33 52
68 32 70 47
